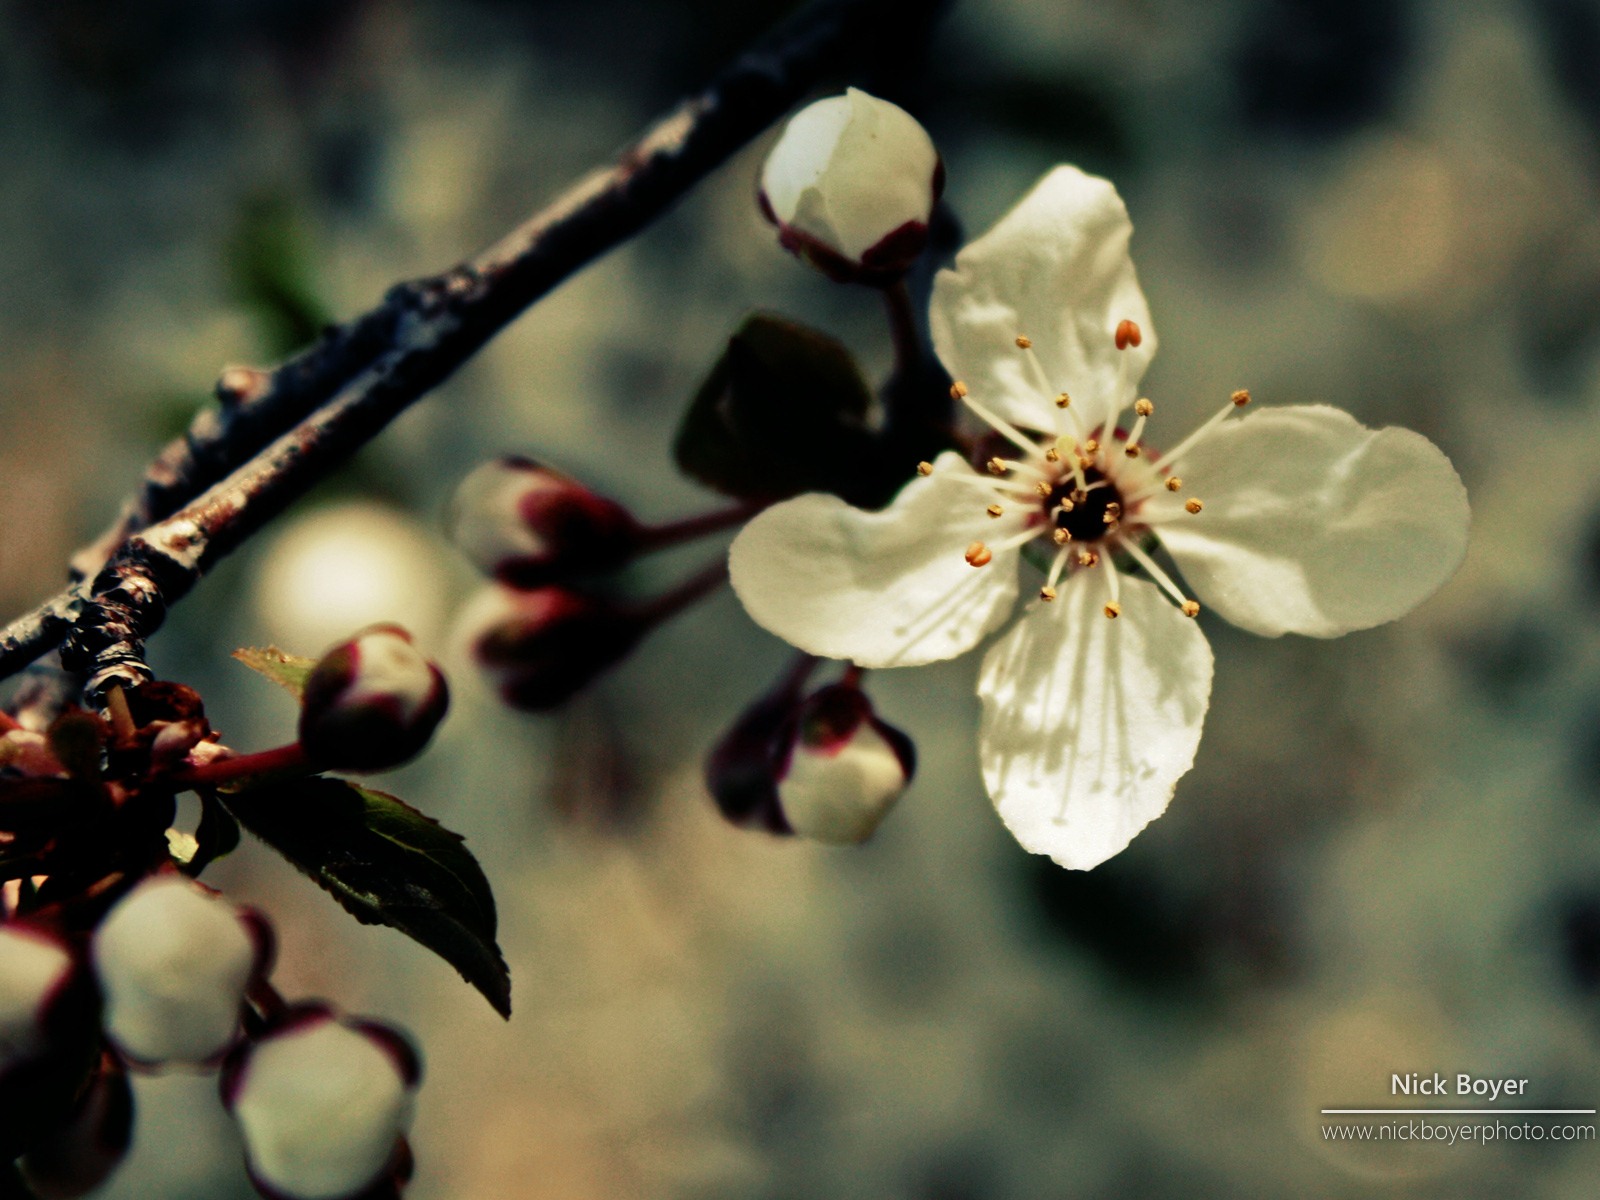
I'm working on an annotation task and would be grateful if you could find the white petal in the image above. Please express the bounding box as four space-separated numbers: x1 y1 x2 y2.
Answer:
931 165 1155 435
729 453 1023 668
977 571 1212 870
762 89 939 261
0 927 71 1066
1151 405 1470 638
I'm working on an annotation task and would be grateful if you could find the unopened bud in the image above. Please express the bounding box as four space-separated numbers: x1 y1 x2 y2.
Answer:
0 926 81 1080
447 457 638 587
224 1008 420 1200
708 682 914 844
463 586 641 711
758 88 943 285
298 626 449 773
91 875 272 1065
19 1051 134 1200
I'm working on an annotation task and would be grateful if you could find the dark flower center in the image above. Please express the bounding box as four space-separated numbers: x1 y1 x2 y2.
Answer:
1049 467 1123 543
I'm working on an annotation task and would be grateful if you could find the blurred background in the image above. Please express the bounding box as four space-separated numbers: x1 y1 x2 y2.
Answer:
3 0 1600 1195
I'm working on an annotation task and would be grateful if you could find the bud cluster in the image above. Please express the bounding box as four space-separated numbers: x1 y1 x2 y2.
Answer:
0 872 421 1200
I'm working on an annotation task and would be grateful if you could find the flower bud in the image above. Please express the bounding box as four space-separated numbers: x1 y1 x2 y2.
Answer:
19 1051 134 1200
759 88 943 284
0 925 82 1080
298 625 449 772
91 875 271 1065
462 585 641 711
223 1008 420 1200
709 682 915 844
447 456 639 587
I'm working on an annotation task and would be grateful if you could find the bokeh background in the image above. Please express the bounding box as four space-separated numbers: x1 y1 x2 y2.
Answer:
4 0 1600 1195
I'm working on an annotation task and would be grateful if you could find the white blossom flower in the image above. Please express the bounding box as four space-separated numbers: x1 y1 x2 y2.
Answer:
759 87 942 283
730 165 1469 869
0 926 75 1074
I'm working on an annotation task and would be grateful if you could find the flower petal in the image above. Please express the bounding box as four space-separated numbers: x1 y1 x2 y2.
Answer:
729 453 1023 668
1151 405 1470 638
977 571 1212 870
930 165 1155 436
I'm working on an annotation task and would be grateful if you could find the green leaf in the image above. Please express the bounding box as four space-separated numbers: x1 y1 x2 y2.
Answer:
222 777 510 1017
232 647 317 699
674 313 880 503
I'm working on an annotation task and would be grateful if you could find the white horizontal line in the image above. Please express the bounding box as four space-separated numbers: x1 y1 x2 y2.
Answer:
1320 1109 1596 1115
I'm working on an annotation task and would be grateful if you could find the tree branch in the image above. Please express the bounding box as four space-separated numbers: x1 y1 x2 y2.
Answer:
15 0 952 702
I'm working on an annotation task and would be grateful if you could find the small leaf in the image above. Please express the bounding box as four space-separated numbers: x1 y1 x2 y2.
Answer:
232 647 317 699
221 777 509 1016
674 313 880 503
182 791 242 877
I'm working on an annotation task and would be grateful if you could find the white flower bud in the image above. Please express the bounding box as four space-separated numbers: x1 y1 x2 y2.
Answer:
226 1013 419 1200
777 685 915 844
298 625 449 772
91 876 267 1065
708 682 915 844
759 88 942 283
447 457 637 586
0 926 75 1074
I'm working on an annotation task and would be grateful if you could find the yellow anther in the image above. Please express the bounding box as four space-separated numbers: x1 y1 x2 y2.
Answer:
1181 600 1201 618
1015 335 1033 349
1124 445 1141 458
1039 585 1058 602
1231 388 1251 407
1105 502 1122 520
1044 445 1061 462
917 461 933 476
986 504 1005 519
1055 392 1071 408
1084 439 1100 454
1035 480 1053 497
950 381 969 399
987 457 1008 476
1134 398 1154 417
1115 319 1142 350
1077 455 1095 470
1071 489 1088 504
965 542 993 567
1052 528 1071 545
1103 602 1121 619
1185 498 1204 514
1164 477 1182 492
1077 549 1099 567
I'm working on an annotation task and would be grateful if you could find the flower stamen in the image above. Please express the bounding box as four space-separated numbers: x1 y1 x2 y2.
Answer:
965 542 993 567
1120 538 1196 614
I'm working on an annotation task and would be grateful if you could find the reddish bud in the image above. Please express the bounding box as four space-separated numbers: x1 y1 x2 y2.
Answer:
708 682 915 844
447 457 638 587
463 586 643 711
298 626 449 773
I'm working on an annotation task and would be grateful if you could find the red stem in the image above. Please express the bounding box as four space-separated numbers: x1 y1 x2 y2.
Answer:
882 279 921 381
634 503 758 552
636 559 730 627
171 742 310 790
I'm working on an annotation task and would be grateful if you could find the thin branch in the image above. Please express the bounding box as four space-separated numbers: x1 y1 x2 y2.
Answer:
27 0 951 702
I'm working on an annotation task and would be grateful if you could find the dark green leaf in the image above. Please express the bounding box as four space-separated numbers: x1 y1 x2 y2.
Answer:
228 194 334 357
674 313 880 503
222 777 509 1017
232 647 317 699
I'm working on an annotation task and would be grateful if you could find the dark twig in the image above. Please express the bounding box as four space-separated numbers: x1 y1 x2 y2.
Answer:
21 0 952 704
